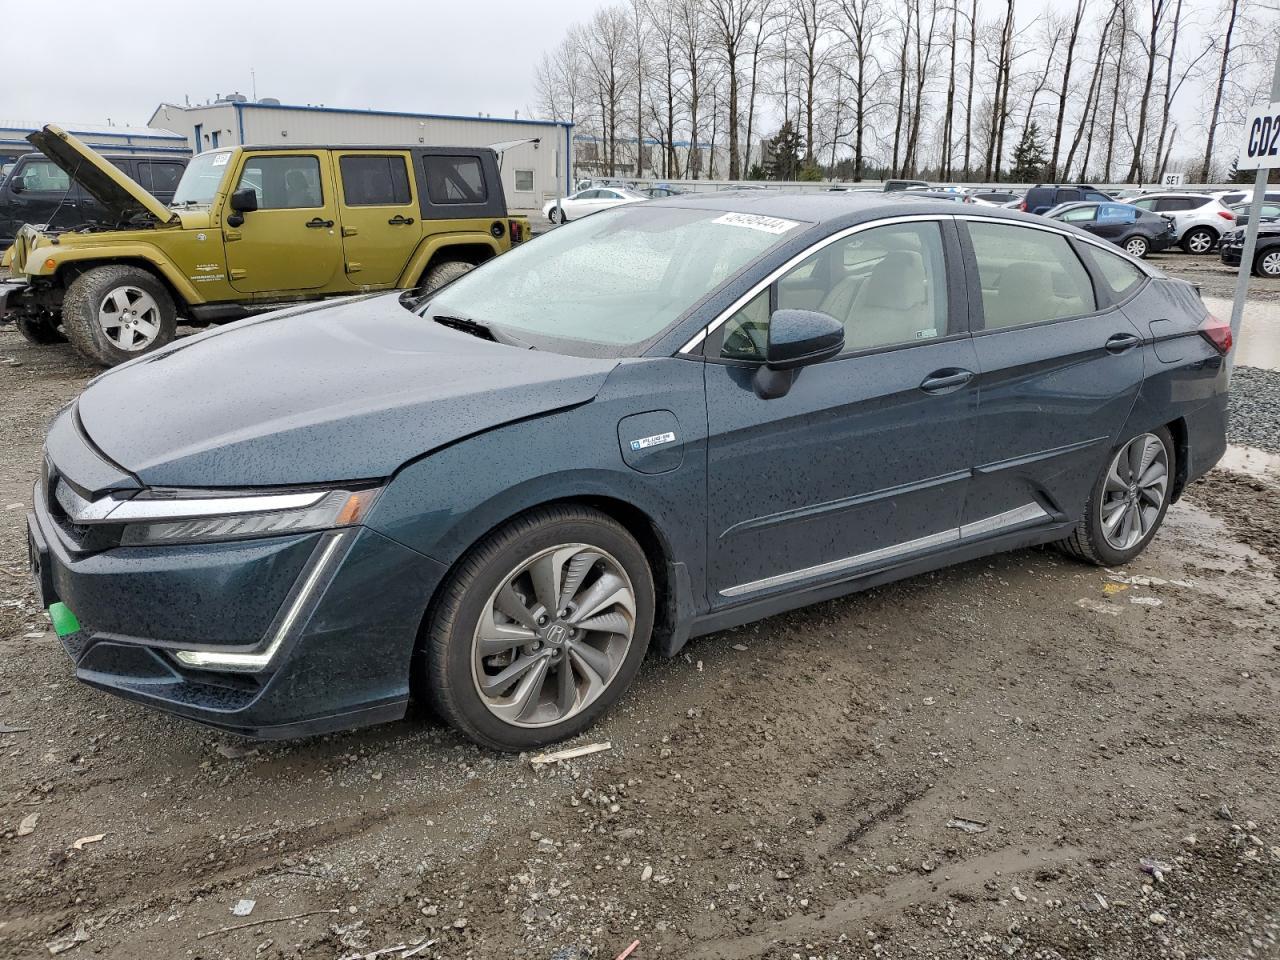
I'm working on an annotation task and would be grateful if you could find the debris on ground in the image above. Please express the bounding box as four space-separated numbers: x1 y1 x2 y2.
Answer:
0 724 30 733
614 940 641 960
45 926 90 955
70 834 104 851
529 741 612 766
215 742 260 760
17 812 39 836
945 816 989 834
196 909 340 940
232 899 257 917
1140 857 1173 882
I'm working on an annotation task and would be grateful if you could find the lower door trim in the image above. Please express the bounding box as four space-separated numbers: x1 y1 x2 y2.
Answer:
719 501 1051 599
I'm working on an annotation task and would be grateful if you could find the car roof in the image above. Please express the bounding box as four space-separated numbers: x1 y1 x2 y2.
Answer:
644 189 1049 225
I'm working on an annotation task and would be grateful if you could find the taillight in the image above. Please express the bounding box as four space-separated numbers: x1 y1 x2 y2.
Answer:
1218 210 1235 221
509 219 523 243
1199 314 1232 355
1019 200 1028 211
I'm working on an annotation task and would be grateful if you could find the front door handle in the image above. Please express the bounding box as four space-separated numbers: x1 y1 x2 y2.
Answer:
1105 332 1142 353
388 214 415 225
306 218 334 229
919 368 975 394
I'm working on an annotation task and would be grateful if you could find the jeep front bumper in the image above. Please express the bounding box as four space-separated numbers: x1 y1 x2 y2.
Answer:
0 278 29 324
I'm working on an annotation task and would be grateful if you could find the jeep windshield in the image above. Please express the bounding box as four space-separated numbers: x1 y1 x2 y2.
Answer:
418 205 805 359
171 151 233 207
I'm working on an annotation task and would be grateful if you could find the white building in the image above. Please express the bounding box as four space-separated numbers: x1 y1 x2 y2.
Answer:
149 98 572 211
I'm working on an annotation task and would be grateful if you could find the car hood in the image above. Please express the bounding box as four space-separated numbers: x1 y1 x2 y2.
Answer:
27 125 175 226
76 295 619 487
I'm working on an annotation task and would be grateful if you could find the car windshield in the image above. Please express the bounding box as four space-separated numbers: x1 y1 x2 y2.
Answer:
420 205 805 357
171 151 233 206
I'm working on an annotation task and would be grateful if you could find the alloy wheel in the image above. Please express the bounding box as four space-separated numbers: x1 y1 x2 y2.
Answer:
1125 237 1148 257
1099 433 1169 551
1186 230 1213 254
471 543 636 728
1260 250 1280 278
98 285 162 351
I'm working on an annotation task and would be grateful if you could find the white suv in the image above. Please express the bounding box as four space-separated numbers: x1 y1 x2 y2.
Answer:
1129 193 1237 254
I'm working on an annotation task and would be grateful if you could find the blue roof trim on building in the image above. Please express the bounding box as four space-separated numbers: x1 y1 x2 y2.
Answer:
237 101 573 131
0 126 186 142
0 138 190 155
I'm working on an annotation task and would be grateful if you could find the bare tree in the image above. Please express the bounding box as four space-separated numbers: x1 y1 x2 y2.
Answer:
790 0 831 163
1124 0 1169 181
1047 0 1089 180
890 1 913 176
706 0 763 178
983 0 1016 181
1064 0 1119 180
831 0 885 180
743 1 781 174
961 0 979 176
940 0 959 178
646 0 687 177
1199 0 1243 180
629 0 651 176
902 0 941 176
675 0 709 177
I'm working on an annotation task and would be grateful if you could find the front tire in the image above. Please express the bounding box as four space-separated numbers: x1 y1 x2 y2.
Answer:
1181 227 1216 255
1123 235 1150 258
424 505 655 752
1256 248 1280 278
62 265 176 366
1058 428 1174 566
547 207 560 224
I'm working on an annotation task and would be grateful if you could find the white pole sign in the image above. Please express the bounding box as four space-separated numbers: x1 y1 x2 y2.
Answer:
1162 173 1184 186
1239 100 1280 170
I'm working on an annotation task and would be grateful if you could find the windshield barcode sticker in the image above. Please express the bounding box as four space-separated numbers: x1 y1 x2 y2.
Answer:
712 212 800 235
211 153 230 166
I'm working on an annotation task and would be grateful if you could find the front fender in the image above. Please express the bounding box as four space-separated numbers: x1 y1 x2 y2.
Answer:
36 243 204 305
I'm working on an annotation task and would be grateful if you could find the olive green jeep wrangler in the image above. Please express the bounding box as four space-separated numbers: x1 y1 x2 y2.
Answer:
0 125 530 365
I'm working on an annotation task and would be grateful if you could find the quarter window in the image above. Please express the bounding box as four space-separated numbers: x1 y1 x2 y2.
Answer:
424 155 487 204
1077 243 1146 300
1097 204 1137 223
967 222 1096 329
339 155 411 206
236 155 323 209
514 169 535 192
719 221 949 360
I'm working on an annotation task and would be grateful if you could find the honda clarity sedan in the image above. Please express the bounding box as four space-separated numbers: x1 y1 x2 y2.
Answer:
28 194 1230 751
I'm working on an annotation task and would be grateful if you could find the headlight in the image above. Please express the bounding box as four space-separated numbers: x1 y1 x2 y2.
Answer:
56 481 380 546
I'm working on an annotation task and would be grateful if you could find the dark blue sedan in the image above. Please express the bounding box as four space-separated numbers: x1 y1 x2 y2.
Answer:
28 193 1231 750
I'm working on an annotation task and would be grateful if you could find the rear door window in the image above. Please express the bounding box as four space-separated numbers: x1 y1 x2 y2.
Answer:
339 155 412 206
423 155 487 204
1058 206 1097 222
967 222 1097 329
1057 189 1083 203
1098 204 1137 223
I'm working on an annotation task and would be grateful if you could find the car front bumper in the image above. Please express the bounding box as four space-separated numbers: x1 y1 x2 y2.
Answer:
1220 241 1243 267
28 439 446 738
0 278 29 323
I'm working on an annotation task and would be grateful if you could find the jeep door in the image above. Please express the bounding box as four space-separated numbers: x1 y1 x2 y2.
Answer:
335 152 419 287
223 151 343 294
702 217 979 604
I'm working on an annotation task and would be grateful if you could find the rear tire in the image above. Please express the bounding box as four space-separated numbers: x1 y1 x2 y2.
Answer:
1123 235 1150 258
547 207 560 224
423 505 655 752
15 315 66 345
1256 248 1280 278
1180 227 1216 255
1057 427 1175 567
62 265 176 367
421 259 475 293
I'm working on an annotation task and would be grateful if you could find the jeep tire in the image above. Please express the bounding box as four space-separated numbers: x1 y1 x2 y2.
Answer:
422 259 475 292
63 265 177 367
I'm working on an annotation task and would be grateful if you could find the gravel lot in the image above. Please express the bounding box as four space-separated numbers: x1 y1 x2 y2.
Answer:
0 259 1278 960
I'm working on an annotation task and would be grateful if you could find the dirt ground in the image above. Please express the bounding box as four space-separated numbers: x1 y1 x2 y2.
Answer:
1 267 1278 960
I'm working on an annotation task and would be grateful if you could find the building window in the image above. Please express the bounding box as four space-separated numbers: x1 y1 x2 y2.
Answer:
210 130 220 148
514 169 535 193
423 155 487 204
339 155 412 206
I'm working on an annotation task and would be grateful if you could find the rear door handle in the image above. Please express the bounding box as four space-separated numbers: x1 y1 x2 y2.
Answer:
919 368 975 394
306 218 334 229
1105 333 1142 353
388 214 415 225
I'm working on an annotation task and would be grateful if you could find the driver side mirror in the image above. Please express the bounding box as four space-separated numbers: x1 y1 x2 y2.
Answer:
226 186 258 227
9 178 25 194
754 309 844 399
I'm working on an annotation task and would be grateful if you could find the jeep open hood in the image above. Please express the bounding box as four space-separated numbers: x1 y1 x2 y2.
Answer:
27 125 175 226
75 295 619 487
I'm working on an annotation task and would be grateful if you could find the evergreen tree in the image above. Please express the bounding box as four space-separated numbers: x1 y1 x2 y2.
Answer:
766 121 803 181
1010 121 1048 182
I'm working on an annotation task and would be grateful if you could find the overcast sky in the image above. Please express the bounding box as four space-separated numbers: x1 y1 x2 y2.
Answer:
6 0 603 129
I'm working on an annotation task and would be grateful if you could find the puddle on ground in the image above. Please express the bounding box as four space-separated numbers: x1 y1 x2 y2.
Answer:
1203 296 1280 371
1218 444 1280 483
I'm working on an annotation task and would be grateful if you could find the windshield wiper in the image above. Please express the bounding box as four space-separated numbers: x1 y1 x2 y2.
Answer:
432 314 534 349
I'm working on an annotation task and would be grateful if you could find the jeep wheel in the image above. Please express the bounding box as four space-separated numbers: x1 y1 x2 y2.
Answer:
15 315 66 345
63 265 177 366
422 259 475 292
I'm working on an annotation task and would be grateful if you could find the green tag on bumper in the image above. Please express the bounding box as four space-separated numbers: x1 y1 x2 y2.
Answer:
48 602 81 637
